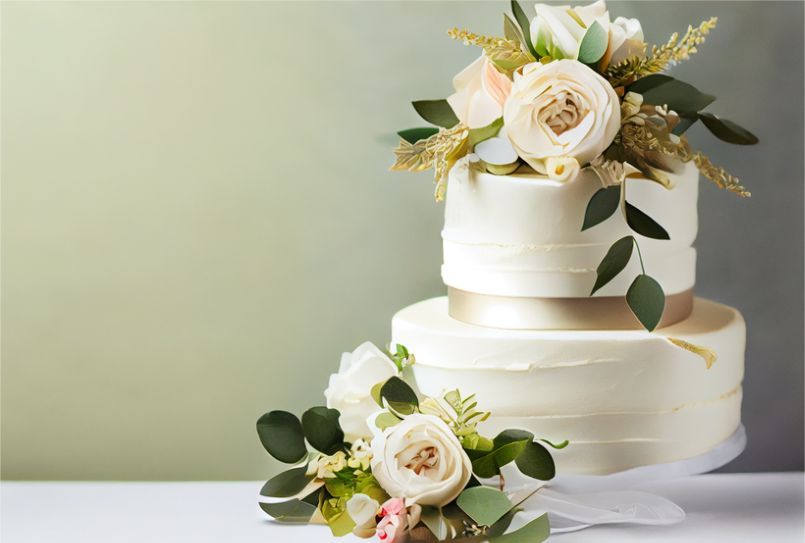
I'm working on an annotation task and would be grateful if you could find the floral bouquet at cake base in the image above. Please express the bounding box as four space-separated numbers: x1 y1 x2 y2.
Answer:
257 343 564 542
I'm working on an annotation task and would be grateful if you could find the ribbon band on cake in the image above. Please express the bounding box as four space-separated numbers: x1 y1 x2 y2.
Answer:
448 287 695 330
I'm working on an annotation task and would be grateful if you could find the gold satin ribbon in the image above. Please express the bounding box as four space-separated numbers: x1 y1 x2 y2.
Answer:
448 287 695 330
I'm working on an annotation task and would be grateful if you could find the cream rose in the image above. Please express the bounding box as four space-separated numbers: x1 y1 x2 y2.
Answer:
502 59 620 179
447 54 512 129
530 1 609 60
370 414 472 507
604 16 646 67
324 342 398 442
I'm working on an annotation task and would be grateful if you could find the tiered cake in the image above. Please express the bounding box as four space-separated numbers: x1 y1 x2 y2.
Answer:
391 163 745 475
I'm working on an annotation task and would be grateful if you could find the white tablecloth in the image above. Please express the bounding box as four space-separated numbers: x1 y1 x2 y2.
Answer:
1 473 802 542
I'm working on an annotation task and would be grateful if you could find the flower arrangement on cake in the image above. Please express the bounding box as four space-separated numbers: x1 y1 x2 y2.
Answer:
257 343 565 541
391 0 757 331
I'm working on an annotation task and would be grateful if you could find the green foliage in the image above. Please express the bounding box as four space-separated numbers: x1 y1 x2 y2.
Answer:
540 438 570 450
419 506 452 540
389 343 414 373
301 407 345 455
379 376 419 415
373 411 402 431
397 127 439 144
510 0 539 58
321 496 356 537
468 117 504 148
490 513 550 542
625 202 670 240
468 429 532 478
260 467 312 498
698 112 759 145
631 75 715 115
591 236 634 295
582 186 620 230
421 389 491 448
412 100 460 128
259 496 319 524
457 486 514 527
578 21 608 64
627 274 666 331
256 411 307 464
515 441 555 480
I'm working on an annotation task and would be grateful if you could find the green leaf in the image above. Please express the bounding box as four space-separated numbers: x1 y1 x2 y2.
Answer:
468 117 504 148
503 13 525 44
591 236 634 295
301 407 345 455
698 112 759 145
471 429 533 478
256 411 307 464
577 21 608 64
627 274 666 331
397 127 439 144
260 467 312 498
540 438 569 450
412 100 459 128
582 186 620 230
457 486 514 527
625 202 670 240
511 1 539 59
633 76 715 115
420 505 451 540
379 376 419 415
627 73 674 94
490 513 550 543
259 499 318 524
515 441 555 481
370 381 384 407
672 113 698 135
373 411 402 430
321 497 356 537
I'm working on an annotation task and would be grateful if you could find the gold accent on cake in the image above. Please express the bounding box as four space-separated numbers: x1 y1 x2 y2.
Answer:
666 337 718 369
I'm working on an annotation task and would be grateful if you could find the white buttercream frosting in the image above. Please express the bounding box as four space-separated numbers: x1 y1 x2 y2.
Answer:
442 161 699 298
391 297 745 475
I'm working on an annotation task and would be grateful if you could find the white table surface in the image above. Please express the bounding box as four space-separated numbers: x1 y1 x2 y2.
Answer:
1 473 803 542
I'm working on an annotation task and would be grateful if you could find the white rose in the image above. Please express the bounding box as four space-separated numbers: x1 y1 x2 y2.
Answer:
604 16 646 67
324 342 398 442
346 493 380 538
447 54 512 129
370 414 472 507
503 59 620 179
530 1 610 60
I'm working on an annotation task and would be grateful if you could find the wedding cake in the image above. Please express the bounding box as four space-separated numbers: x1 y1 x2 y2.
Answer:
257 2 757 540
391 161 746 475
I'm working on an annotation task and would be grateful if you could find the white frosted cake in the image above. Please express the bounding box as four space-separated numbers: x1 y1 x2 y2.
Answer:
391 164 745 475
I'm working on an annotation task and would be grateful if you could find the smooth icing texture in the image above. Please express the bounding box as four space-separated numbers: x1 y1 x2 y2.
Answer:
391 297 745 475
441 161 699 298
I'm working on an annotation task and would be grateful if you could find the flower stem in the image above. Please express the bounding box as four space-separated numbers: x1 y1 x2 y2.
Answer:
633 238 646 275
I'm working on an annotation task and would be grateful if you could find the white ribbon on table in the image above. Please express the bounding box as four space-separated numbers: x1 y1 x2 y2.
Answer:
501 425 746 534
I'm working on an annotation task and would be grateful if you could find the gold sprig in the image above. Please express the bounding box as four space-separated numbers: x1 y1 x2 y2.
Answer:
667 337 717 369
447 27 534 75
692 151 751 197
390 124 469 201
606 17 718 87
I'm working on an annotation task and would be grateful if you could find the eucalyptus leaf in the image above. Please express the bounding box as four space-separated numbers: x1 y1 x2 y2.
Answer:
503 13 525 44
256 411 307 464
468 117 504 148
457 486 514 527
591 236 634 295
515 441 555 481
672 113 698 136
419 505 452 540
577 21 608 64
380 376 419 415
321 496 356 537
397 127 439 144
260 467 312 498
582 186 620 230
470 429 533 478
627 73 674 94
511 0 539 58
490 513 550 543
627 274 666 331
412 100 459 128
301 407 345 455
259 499 318 524
374 411 402 430
635 76 715 114
698 112 759 145
625 202 670 240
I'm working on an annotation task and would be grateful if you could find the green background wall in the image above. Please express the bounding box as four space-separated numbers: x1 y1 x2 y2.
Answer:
2 1 803 480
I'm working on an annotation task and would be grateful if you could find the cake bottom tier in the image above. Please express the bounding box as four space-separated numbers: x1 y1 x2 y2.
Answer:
391 297 746 475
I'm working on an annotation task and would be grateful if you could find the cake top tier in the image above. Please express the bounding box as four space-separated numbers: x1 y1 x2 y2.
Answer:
391 1 757 330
